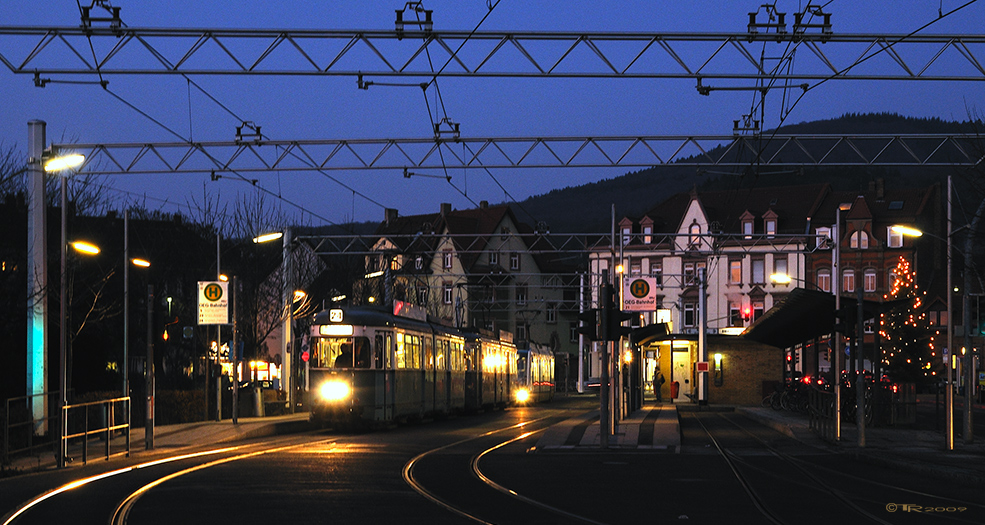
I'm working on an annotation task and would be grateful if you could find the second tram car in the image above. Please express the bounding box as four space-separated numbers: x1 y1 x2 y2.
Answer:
307 303 540 428
516 343 555 404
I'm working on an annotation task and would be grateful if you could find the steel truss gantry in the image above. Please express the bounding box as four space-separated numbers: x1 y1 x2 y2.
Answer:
56 133 985 174
2 27 984 82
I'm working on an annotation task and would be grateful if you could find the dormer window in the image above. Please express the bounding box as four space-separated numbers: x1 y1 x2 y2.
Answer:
643 225 652 244
765 219 776 237
689 223 701 248
816 227 831 249
743 221 753 238
850 230 869 249
622 226 632 246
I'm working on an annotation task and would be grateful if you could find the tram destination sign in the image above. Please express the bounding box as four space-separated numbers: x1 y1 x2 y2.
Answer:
198 281 229 325
623 277 657 311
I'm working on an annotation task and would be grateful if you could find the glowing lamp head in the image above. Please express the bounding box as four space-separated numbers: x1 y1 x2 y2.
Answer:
514 388 531 404
320 380 351 402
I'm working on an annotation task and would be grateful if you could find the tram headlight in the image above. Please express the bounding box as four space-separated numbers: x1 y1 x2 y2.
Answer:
319 380 351 402
514 388 531 404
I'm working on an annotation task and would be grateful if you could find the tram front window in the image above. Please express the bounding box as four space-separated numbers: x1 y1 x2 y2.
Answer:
313 336 371 368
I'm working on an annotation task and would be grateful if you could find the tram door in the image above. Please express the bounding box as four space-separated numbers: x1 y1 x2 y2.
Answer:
423 336 435 415
376 332 393 421
672 347 692 401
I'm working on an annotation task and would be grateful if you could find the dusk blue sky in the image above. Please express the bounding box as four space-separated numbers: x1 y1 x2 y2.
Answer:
2 1 983 229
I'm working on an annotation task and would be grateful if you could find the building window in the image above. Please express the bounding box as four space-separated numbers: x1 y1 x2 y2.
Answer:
864 319 875 334
501 227 510 240
415 256 424 270
546 302 557 323
843 269 855 293
516 285 527 305
765 219 777 238
570 323 579 343
887 226 903 248
864 269 877 292
683 303 697 327
743 220 753 239
442 282 453 304
442 250 453 269
515 322 527 342
653 260 663 286
850 230 869 249
817 269 831 292
689 223 701 248
417 285 428 304
729 302 741 327
816 227 831 249
729 260 742 284
753 301 764 321
773 255 788 279
630 259 641 275
643 226 652 245
489 251 498 265
510 252 520 271
751 259 765 284
888 268 899 290
622 227 632 246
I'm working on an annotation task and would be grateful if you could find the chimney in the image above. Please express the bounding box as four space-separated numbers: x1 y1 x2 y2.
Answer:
480 200 488 209
385 208 398 225
440 202 451 217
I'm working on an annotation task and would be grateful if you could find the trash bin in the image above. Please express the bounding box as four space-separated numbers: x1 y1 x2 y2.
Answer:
671 381 680 399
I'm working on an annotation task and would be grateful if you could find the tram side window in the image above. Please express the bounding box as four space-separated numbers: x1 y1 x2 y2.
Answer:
397 334 423 369
424 337 434 370
375 334 385 369
353 336 371 368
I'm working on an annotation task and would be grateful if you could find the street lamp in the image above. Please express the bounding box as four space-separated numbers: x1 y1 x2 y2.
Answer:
50 149 86 468
891 177 970 450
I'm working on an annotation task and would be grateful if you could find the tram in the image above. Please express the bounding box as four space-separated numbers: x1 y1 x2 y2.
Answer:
516 343 555 404
307 302 538 428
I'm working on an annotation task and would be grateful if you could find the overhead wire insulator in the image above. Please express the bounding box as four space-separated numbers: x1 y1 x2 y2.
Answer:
235 121 262 144
793 5 833 41
747 4 786 41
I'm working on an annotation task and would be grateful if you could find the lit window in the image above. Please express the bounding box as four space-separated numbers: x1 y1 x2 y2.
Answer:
643 226 652 244
729 260 742 284
817 269 831 292
816 227 831 249
887 227 903 248
843 269 855 293
689 223 701 247
850 231 869 249
864 269 877 292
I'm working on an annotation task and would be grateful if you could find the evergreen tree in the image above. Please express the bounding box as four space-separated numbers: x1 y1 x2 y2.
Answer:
878 256 933 384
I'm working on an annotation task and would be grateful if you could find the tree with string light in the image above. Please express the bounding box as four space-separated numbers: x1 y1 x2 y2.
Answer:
878 255 933 384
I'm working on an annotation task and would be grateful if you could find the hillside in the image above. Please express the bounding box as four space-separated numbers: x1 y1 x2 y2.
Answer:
509 113 983 233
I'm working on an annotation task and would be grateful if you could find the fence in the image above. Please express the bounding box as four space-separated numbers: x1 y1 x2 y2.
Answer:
60 396 131 466
808 382 917 443
2 391 62 470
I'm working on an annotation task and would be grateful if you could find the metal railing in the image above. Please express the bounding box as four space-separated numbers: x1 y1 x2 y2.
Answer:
808 387 836 442
60 397 131 466
2 391 63 470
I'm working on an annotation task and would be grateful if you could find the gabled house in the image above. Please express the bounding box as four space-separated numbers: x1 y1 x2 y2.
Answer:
359 202 579 362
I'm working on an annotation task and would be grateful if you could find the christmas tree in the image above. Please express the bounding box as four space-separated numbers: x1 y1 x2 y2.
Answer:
878 256 933 384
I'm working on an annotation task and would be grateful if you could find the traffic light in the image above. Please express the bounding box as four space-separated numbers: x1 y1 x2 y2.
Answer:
833 304 857 335
599 283 633 341
742 305 752 322
576 309 600 341
608 307 634 340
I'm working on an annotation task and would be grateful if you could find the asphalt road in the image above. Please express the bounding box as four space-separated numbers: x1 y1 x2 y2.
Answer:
3 396 984 525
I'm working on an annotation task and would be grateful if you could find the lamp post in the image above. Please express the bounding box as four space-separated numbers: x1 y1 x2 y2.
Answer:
50 149 86 468
891 175 966 449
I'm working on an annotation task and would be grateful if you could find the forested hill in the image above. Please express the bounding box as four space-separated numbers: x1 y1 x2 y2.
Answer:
509 113 982 233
